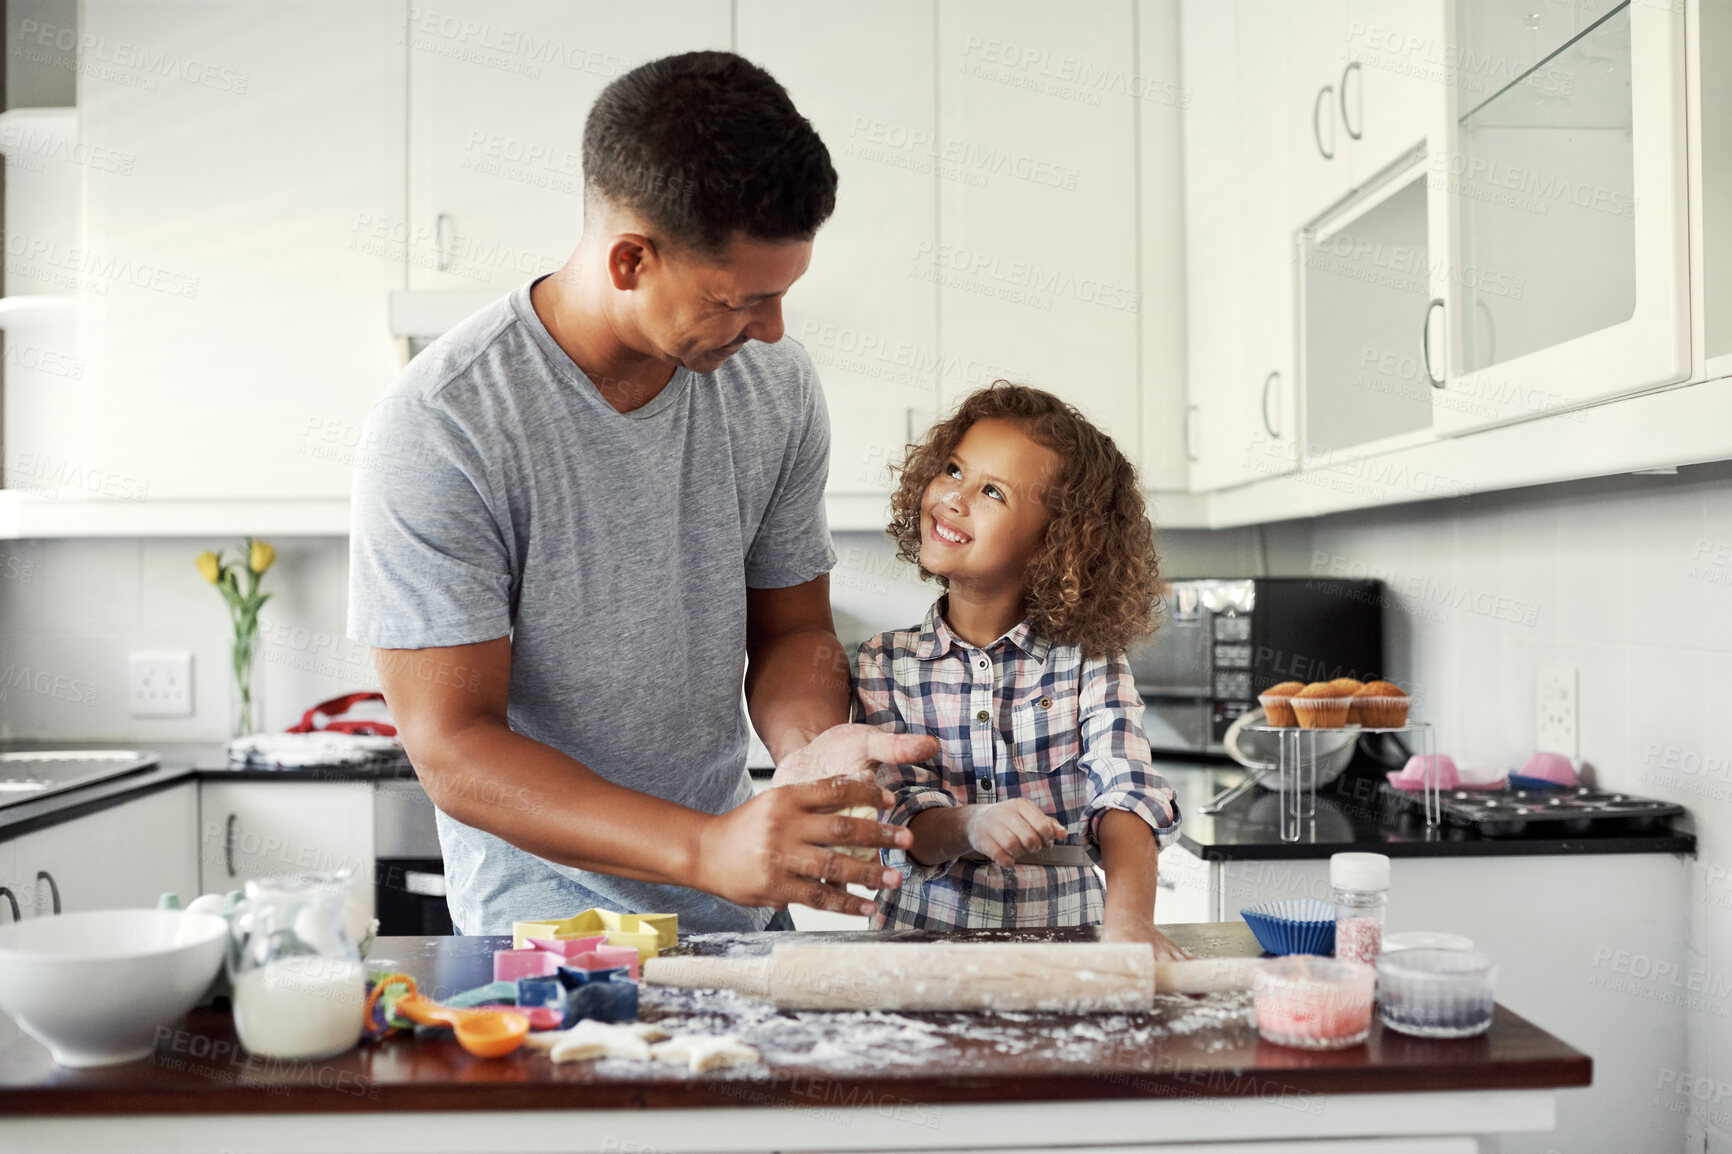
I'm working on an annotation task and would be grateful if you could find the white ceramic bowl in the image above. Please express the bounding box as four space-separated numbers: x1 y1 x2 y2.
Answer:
0 909 228 1067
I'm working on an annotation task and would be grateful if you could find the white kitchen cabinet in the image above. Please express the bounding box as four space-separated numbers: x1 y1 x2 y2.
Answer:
406 1 729 294
1285 0 1437 231
1285 0 1352 227
1178 0 1243 490
1154 840 1210 924
1179 0 1299 491
737 0 939 497
1300 154 1439 460
1233 0 1300 481
198 781 375 939
1341 0 1438 186
1136 0 1192 493
78 0 407 501
935 0 1142 466
8 784 198 919
1429 0 1691 434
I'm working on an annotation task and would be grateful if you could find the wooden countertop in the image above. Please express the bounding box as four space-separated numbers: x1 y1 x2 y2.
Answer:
0 923 1590 1115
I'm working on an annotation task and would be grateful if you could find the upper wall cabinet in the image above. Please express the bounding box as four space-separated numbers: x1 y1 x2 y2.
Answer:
1285 0 1437 229
737 0 939 498
1429 0 1690 434
406 2 729 294
78 0 407 502
1180 0 1300 492
934 0 1143 470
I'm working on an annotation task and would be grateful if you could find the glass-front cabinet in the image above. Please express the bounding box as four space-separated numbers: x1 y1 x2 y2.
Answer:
1427 0 1689 435
1300 151 1441 460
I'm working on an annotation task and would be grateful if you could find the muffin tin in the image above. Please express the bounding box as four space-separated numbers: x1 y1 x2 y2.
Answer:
1383 785 1682 837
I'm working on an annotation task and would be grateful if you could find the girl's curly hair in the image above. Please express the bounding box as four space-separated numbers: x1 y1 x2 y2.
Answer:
887 382 1161 658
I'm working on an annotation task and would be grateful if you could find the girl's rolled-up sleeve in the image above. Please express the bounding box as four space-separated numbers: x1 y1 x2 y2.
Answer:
1076 652 1182 857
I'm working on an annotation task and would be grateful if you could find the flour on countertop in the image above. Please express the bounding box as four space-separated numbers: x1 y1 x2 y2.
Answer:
639 984 1256 1072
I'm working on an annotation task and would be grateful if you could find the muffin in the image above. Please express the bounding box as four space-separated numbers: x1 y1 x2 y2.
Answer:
1330 678 1366 722
1258 681 1306 727
1291 682 1352 729
1353 681 1411 727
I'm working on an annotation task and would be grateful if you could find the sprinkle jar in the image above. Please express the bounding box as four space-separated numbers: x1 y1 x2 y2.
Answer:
1331 852 1390 965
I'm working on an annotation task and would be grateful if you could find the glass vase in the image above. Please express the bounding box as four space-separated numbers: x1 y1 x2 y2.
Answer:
230 628 263 737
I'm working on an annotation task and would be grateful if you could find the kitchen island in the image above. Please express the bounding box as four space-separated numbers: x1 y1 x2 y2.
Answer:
0 922 1588 1154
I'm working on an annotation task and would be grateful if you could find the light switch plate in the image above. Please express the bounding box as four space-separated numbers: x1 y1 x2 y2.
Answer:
1536 665 1578 758
129 651 193 718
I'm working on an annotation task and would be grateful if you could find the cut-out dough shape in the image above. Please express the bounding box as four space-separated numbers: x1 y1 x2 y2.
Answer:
651 1032 762 1072
528 1020 670 1063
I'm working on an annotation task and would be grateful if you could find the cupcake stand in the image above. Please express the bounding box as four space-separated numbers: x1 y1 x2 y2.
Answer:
1249 722 1439 842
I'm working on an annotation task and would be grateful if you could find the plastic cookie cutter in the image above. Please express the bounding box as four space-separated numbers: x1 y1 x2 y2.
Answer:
511 909 678 965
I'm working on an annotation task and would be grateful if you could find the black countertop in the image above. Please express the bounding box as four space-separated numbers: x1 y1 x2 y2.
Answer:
0 741 416 839
1158 759 1697 860
0 742 1697 860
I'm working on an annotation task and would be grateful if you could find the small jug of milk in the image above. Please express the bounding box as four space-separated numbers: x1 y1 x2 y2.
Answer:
228 870 366 1060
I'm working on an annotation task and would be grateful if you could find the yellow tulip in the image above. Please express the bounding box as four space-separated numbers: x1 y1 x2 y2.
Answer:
196 551 221 584
249 540 276 574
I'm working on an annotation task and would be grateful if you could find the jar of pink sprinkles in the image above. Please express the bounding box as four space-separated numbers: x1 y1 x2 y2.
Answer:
1331 852 1389 965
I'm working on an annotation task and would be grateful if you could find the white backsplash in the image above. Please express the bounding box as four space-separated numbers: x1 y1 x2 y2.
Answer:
0 536 362 741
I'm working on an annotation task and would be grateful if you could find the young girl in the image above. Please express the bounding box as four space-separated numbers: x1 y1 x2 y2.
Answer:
853 383 1185 958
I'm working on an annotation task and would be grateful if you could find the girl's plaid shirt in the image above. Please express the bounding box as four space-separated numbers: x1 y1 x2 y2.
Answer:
852 599 1181 930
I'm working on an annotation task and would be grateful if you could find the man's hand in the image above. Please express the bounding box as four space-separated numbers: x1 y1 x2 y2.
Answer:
769 722 940 788
695 775 915 917
1101 917 1193 961
962 800 1068 867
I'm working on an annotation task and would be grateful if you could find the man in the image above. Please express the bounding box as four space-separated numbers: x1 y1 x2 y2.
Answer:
347 51 937 935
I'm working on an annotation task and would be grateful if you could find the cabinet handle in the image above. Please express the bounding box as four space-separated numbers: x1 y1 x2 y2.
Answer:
0 887 18 922
1422 298 1446 388
1339 61 1363 141
1261 371 1281 438
1184 404 1200 463
36 870 60 915
435 212 455 272
1473 296 1497 365
225 812 238 878
1312 85 1335 160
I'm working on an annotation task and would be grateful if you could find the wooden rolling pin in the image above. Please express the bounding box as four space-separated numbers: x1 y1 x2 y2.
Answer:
642 943 1260 1013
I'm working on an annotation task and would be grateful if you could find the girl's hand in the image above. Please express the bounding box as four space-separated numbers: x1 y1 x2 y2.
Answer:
962 800 1067 866
1101 917 1193 961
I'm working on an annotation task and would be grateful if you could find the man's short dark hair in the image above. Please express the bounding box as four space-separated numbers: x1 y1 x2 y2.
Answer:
583 51 837 256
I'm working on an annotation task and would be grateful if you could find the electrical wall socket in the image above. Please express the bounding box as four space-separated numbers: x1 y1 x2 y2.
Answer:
1536 665 1579 758
129 651 193 718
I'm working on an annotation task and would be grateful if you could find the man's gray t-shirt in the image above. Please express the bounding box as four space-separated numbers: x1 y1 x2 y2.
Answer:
346 276 835 935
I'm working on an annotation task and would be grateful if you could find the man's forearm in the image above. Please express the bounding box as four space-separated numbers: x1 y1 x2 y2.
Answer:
745 625 852 763
409 720 709 888
1098 809 1161 924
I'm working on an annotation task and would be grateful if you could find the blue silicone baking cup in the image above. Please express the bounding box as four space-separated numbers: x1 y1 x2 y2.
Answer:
1505 773 1567 791
1241 900 1338 956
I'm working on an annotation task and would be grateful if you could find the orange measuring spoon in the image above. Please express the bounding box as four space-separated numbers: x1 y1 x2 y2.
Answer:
393 993 530 1058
